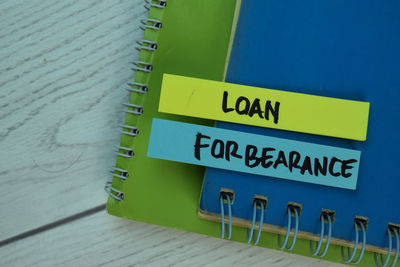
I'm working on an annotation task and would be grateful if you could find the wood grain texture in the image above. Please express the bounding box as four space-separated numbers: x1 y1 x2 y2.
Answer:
0 211 345 267
0 0 146 240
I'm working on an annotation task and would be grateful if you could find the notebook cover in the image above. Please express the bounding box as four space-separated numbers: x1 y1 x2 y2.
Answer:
107 0 240 236
200 0 400 265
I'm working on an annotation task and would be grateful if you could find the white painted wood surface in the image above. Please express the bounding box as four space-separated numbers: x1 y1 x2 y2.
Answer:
0 211 343 267
0 1 345 266
0 0 146 240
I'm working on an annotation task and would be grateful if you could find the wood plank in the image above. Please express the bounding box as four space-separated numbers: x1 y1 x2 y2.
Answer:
0 0 146 240
0 212 345 266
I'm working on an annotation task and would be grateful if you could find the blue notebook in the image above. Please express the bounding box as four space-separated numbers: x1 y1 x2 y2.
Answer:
200 0 400 257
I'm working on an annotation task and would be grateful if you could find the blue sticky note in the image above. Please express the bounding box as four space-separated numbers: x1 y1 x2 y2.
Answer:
147 118 361 190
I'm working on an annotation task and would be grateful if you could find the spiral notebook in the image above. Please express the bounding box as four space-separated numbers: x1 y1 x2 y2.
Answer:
196 0 400 265
106 0 241 238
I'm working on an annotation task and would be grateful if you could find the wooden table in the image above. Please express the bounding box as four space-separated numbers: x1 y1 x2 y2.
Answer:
0 1 344 266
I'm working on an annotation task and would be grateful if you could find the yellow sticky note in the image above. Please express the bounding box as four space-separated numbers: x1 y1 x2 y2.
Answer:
159 74 370 140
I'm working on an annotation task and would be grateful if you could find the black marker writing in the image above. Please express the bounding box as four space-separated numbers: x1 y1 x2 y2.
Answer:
222 91 280 124
193 132 358 179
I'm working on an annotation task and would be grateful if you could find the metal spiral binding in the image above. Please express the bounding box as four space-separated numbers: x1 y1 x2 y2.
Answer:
110 167 129 181
123 103 144 115
115 146 134 158
341 217 367 264
126 82 148 94
144 0 167 10
105 0 165 201
140 18 162 31
105 182 124 201
374 224 400 267
215 191 400 265
131 61 153 73
247 197 267 246
135 40 157 52
219 190 234 239
278 203 301 250
120 124 139 137
310 210 334 257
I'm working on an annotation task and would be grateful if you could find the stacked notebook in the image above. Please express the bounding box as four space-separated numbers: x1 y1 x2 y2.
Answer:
106 0 240 237
108 1 400 266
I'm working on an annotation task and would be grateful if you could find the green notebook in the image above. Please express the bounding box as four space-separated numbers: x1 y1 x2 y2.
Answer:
106 0 240 235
